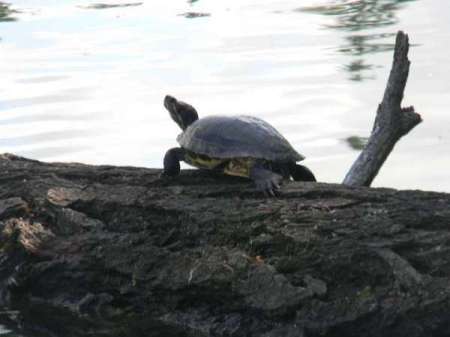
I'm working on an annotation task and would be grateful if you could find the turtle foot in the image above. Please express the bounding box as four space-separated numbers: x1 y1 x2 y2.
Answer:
163 147 185 177
250 166 283 197
290 164 316 182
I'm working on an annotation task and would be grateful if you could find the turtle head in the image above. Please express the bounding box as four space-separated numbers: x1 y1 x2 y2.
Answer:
164 95 199 130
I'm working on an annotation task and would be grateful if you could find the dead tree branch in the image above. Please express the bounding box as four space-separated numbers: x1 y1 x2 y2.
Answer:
343 31 422 187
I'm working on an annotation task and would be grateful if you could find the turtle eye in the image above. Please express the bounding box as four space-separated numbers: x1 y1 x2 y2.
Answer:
164 95 176 108
164 95 198 130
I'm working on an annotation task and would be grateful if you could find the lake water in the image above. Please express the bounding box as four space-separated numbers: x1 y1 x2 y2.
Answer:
0 0 449 192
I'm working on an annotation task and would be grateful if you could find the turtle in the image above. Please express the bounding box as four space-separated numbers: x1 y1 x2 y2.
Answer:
162 95 316 195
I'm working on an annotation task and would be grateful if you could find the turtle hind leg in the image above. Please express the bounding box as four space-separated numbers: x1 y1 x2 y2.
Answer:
163 147 185 176
249 164 283 197
289 163 316 182
270 162 291 179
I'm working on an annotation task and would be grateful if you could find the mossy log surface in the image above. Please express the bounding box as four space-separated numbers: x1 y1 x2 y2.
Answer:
0 154 449 337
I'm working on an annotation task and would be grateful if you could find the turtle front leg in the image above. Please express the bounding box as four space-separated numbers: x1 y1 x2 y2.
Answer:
163 147 186 176
249 163 283 197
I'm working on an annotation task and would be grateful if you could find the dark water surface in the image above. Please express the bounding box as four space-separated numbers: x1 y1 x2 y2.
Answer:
0 0 449 193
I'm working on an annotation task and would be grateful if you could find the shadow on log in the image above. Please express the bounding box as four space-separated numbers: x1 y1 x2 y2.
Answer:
0 154 449 337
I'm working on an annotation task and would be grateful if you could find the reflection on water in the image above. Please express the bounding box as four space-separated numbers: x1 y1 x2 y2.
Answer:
299 0 416 31
0 321 18 337
0 2 16 22
299 0 416 81
343 59 375 81
340 33 396 55
345 135 368 150
81 3 143 10
178 12 210 19
0 129 97 147
183 0 209 19
19 144 91 159
1 88 92 110
0 325 11 334
339 32 397 80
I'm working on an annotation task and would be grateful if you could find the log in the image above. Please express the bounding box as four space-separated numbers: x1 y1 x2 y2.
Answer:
343 31 422 186
0 154 449 337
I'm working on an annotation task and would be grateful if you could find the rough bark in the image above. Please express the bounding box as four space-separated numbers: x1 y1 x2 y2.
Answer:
343 31 422 186
0 154 449 337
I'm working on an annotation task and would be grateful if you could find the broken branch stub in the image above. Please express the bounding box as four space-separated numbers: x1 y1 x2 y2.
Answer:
343 31 422 187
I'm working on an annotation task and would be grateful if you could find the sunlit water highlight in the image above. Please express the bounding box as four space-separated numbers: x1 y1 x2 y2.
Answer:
0 0 449 192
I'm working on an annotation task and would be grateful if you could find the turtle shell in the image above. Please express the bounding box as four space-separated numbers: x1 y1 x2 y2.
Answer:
177 115 304 162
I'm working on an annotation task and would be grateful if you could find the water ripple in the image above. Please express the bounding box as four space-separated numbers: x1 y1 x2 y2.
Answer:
0 129 98 147
0 88 92 110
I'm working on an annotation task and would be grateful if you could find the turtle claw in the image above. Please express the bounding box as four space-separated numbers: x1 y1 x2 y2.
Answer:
259 182 275 198
259 185 274 198
251 166 283 197
267 187 276 198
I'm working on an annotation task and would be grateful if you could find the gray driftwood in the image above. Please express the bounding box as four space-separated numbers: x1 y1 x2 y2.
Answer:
0 154 449 337
343 31 422 186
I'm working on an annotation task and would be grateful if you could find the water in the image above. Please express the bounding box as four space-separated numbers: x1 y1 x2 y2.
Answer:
0 0 449 192
0 323 15 336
